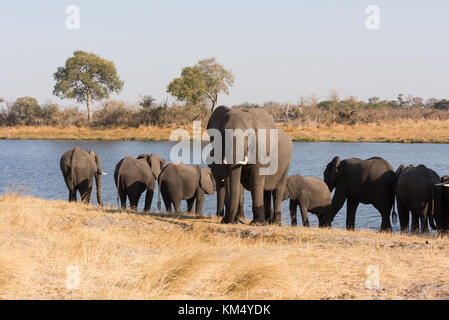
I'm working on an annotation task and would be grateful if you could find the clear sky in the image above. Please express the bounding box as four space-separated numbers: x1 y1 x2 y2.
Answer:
0 0 448 107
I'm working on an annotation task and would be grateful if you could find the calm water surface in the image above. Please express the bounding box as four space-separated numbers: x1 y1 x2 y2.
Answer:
1 140 448 231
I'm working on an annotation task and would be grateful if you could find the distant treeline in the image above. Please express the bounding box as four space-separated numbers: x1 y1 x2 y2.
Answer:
1 95 449 128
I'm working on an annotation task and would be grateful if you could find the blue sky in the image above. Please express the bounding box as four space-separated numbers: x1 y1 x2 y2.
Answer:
0 0 448 107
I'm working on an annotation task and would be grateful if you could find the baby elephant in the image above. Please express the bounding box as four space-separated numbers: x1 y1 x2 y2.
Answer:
157 163 215 215
283 175 332 227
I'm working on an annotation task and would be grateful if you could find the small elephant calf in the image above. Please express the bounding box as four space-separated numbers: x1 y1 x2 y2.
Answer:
157 163 216 215
283 175 332 227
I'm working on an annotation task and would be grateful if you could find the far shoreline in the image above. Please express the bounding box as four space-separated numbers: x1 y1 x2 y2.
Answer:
1 119 449 144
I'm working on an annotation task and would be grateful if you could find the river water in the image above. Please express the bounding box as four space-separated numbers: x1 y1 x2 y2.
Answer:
1 140 448 231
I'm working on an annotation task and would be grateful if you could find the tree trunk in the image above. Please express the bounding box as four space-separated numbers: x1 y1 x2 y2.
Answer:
86 91 92 124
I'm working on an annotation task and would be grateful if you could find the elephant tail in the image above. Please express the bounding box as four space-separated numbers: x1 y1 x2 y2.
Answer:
391 195 398 225
429 187 437 230
157 178 162 211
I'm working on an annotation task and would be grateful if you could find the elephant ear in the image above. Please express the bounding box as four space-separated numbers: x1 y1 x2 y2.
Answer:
251 109 276 162
200 167 215 195
330 156 341 184
88 151 102 175
149 154 167 180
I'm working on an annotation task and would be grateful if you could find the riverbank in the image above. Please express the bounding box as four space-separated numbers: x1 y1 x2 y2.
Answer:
1 194 449 299
1 119 449 143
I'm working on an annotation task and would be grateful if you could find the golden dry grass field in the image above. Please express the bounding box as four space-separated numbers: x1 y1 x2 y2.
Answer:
1 119 449 143
1 194 449 300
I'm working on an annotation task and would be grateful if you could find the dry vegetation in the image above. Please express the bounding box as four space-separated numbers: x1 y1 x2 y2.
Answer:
2 119 449 143
1 194 449 300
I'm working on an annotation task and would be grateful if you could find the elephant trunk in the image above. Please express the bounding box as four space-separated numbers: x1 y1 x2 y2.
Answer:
95 174 103 206
224 165 242 223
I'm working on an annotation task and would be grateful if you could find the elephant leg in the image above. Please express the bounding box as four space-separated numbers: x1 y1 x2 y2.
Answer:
186 197 195 213
195 189 205 216
236 184 245 220
130 193 142 211
272 170 288 226
216 180 225 217
264 190 273 223
162 191 172 213
397 199 409 233
289 200 297 226
411 211 420 233
119 192 127 209
144 189 154 212
250 181 267 225
299 202 309 227
69 189 77 202
346 198 359 230
377 206 392 232
80 188 92 204
318 215 325 228
173 198 182 215
420 204 429 234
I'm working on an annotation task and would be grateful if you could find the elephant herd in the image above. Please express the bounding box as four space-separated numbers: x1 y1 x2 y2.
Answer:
59 106 449 235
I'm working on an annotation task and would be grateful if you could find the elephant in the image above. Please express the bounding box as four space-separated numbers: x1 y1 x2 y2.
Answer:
323 156 395 231
157 163 215 215
114 153 167 211
207 106 293 225
207 108 245 220
394 164 440 233
282 175 332 227
60 147 105 205
432 175 449 234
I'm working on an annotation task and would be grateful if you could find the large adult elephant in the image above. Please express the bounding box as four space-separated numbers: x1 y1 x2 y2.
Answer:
114 153 167 211
207 106 293 225
207 107 245 220
60 147 105 205
394 164 440 233
432 175 449 234
323 156 395 231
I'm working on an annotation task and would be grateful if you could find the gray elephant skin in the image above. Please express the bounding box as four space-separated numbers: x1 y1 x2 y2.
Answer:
157 163 215 215
114 153 167 211
207 106 293 225
283 175 332 227
432 175 449 234
394 164 440 233
60 147 104 205
324 156 395 231
207 108 245 220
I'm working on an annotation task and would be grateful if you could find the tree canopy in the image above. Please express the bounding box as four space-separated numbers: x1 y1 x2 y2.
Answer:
53 50 124 123
167 57 234 111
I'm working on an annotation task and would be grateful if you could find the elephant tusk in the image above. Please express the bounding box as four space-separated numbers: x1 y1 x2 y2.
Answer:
239 155 249 165
222 158 228 165
101 172 108 175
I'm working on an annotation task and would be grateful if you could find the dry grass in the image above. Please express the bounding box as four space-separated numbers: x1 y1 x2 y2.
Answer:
1 194 449 300
283 119 449 143
2 119 449 143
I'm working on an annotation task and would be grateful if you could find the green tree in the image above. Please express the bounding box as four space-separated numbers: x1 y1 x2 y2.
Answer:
433 99 449 110
53 51 124 123
10 97 43 125
167 57 234 111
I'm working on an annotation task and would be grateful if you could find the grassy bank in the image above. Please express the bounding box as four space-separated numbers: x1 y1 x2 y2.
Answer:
1 119 449 143
1 194 449 299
